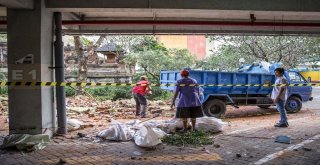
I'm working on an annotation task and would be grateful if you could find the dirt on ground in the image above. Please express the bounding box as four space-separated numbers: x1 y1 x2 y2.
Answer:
0 95 176 135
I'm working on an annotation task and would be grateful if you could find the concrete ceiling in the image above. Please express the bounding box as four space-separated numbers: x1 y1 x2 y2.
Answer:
1 0 320 35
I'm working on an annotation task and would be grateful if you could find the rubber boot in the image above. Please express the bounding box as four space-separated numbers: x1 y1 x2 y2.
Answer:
140 105 147 118
135 104 140 116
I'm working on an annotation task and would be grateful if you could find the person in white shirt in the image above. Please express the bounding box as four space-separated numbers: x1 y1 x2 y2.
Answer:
271 68 289 127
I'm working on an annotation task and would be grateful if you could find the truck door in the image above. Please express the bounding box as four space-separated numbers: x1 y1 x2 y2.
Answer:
286 71 312 102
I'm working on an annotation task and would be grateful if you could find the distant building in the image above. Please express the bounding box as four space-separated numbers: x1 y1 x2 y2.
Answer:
96 42 124 64
156 35 207 60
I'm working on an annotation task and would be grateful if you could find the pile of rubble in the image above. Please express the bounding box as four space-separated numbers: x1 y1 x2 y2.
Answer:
0 95 174 120
66 96 174 121
0 95 8 115
0 95 176 134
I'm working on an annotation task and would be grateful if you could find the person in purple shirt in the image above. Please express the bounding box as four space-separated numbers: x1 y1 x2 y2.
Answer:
171 70 204 132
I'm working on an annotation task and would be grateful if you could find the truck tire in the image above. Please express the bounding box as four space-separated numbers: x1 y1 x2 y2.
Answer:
285 96 302 113
204 99 226 118
258 105 271 109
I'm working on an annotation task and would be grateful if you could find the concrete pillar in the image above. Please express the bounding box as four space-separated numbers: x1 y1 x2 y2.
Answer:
7 0 55 136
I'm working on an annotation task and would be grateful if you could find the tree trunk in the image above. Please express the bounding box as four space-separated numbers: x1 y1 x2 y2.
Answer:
74 36 86 95
87 35 106 64
142 66 159 82
74 35 106 95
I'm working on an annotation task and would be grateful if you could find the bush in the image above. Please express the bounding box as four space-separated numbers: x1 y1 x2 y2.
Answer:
85 86 109 96
0 86 8 95
108 87 133 101
0 72 6 81
132 73 173 101
82 85 172 101
147 87 173 101
66 72 173 101
0 72 8 95
85 86 132 101
65 86 76 97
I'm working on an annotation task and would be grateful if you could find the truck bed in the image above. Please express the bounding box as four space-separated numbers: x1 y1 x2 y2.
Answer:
160 70 275 95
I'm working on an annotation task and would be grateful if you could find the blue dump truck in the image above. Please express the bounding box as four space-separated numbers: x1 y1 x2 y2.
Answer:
160 64 313 118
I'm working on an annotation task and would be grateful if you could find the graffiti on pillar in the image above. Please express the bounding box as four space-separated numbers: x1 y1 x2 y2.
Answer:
11 69 37 81
15 54 34 64
11 54 37 81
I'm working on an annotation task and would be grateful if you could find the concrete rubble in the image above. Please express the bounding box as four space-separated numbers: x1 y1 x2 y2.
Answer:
0 96 8 115
66 96 175 123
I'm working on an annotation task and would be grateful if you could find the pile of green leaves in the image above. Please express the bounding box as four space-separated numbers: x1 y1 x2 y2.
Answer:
162 130 214 147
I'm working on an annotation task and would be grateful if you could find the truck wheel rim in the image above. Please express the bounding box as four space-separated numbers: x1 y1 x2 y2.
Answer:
288 100 298 110
209 105 221 115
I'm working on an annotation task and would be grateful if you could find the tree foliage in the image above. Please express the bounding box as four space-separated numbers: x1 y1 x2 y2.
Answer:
124 37 196 82
204 35 320 70
0 34 7 42
197 46 243 71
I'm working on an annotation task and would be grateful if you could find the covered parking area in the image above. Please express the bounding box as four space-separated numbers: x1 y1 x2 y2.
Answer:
0 0 320 164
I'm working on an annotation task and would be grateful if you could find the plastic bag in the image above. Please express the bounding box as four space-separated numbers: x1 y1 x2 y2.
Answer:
134 125 167 147
98 120 134 141
195 117 226 133
126 120 141 126
0 134 50 152
143 120 165 128
160 118 191 133
67 119 84 131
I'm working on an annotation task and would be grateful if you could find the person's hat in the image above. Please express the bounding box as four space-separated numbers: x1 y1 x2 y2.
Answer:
180 70 189 76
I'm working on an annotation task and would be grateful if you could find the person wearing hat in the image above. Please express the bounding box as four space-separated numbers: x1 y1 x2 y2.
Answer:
132 76 152 118
171 70 204 132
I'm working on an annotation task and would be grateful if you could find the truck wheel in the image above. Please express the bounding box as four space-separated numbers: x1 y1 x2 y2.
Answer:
204 99 226 118
258 105 271 109
285 96 302 113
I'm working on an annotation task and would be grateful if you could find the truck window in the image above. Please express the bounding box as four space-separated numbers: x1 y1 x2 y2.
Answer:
288 72 304 82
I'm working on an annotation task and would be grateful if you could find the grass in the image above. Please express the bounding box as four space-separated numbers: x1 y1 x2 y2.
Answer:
162 130 214 147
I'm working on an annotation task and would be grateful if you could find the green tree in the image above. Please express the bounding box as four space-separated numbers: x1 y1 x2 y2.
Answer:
0 34 7 42
199 46 247 71
206 35 320 70
73 35 105 94
131 36 167 52
125 49 170 81
168 49 196 70
124 37 196 82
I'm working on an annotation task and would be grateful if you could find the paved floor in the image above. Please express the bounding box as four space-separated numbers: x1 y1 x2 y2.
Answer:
0 88 319 165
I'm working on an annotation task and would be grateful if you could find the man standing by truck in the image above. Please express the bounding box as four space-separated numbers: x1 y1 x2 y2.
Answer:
272 68 289 127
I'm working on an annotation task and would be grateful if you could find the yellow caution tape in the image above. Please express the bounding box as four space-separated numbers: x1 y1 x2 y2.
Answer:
0 81 319 87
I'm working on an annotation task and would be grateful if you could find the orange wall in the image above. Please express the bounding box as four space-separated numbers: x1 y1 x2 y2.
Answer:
187 35 206 60
156 35 206 60
156 35 187 49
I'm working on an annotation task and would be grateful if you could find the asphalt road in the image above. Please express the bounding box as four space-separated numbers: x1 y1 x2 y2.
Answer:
303 87 320 110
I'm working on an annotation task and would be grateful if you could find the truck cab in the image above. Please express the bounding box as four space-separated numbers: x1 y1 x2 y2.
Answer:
284 71 313 112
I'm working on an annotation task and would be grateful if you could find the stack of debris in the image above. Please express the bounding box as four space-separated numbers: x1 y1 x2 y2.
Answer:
96 117 226 148
0 95 8 115
66 96 174 121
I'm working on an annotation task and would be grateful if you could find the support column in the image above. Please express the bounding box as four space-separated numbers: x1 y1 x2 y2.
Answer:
7 0 55 136
54 12 67 134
